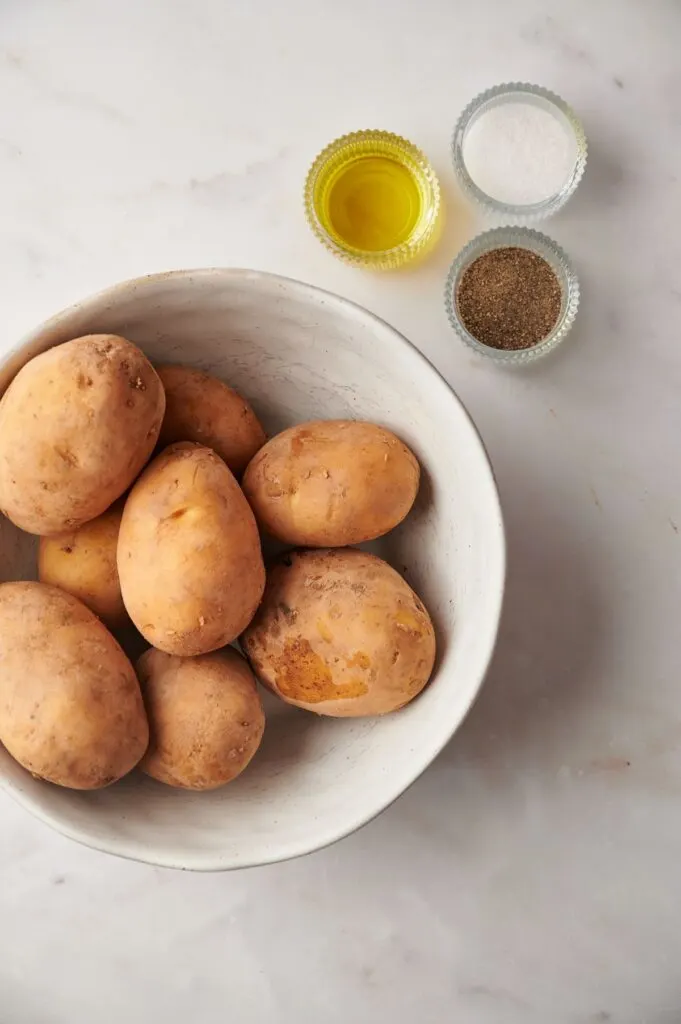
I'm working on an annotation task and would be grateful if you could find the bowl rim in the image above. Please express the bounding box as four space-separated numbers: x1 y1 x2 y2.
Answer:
0 267 506 871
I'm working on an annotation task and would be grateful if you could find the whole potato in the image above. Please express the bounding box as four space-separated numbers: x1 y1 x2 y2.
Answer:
38 499 127 630
118 442 265 656
0 335 165 535
156 364 266 476
137 646 265 790
0 582 148 789
242 420 420 547
241 548 436 717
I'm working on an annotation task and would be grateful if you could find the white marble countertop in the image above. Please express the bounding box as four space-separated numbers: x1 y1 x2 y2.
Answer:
1 1 680 1021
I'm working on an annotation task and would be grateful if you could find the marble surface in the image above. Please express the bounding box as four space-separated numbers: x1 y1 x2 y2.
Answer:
1 0 680 1021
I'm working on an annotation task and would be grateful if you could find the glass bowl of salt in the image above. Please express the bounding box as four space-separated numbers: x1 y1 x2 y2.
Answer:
451 83 587 221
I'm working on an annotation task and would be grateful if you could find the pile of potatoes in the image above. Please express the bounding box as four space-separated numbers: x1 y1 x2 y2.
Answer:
0 334 435 793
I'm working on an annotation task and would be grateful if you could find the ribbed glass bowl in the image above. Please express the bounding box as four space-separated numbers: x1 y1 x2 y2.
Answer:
444 227 580 366
304 130 441 270
451 83 587 222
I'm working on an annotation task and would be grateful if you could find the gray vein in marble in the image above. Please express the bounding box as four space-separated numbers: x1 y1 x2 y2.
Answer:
0 47 132 125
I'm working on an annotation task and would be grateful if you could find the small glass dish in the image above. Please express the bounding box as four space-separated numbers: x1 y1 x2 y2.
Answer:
444 226 580 366
304 130 441 270
451 83 587 222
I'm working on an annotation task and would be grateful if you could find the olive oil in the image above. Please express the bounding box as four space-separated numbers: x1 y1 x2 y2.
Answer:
305 130 441 270
325 156 422 252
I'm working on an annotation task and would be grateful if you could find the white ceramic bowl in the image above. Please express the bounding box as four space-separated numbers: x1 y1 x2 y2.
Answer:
0 269 505 870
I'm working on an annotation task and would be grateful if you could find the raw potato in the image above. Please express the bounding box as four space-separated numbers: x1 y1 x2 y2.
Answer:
242 548 436 717
118 442 265 656
0 582 148 789
137 647 265 790
242 420 420 546
0 334 165 535
38 499 127 630
157 364 266 476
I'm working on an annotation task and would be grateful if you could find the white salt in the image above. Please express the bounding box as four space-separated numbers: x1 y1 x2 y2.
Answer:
462 101 577 206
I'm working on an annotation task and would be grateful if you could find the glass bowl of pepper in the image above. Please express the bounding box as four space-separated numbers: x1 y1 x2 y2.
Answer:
444 226 580 365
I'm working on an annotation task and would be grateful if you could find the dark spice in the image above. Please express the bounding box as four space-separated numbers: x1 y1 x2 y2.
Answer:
456 246 562 351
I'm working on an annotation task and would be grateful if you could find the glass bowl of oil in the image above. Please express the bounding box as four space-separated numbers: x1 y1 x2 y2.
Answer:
304 130 441 270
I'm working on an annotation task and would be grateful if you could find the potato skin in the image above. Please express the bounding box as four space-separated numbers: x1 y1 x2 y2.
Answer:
157 364 266 477
137 647 265 790
0 582 148 789
118 442 265 656
0 335 165 535
38 499 127 630
241 548 436 717
242 420 420 547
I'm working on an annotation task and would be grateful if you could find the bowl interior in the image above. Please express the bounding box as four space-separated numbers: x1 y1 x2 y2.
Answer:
0 269 504 869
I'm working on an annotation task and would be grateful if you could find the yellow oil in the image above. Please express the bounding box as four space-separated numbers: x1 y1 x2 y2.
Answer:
305 130 441 269
325 156 422 252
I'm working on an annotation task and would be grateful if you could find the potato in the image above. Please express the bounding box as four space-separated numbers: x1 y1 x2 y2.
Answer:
118 442 265 656
241 548 436 717
0 582 148 789
137 646 265 790
242 420 420 547
38 499 127 630
157 364 265 476
0 334 165 535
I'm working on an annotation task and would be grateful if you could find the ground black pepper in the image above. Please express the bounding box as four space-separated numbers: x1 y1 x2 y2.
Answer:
456 246 562 351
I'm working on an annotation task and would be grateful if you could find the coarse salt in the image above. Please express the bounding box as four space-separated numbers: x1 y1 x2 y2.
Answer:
462 101 577 206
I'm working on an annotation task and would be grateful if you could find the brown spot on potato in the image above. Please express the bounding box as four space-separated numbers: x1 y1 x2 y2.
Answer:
290 428 314 456
407 673 427 697
54 446 78 468
275 637 368 703
346 650 371 670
